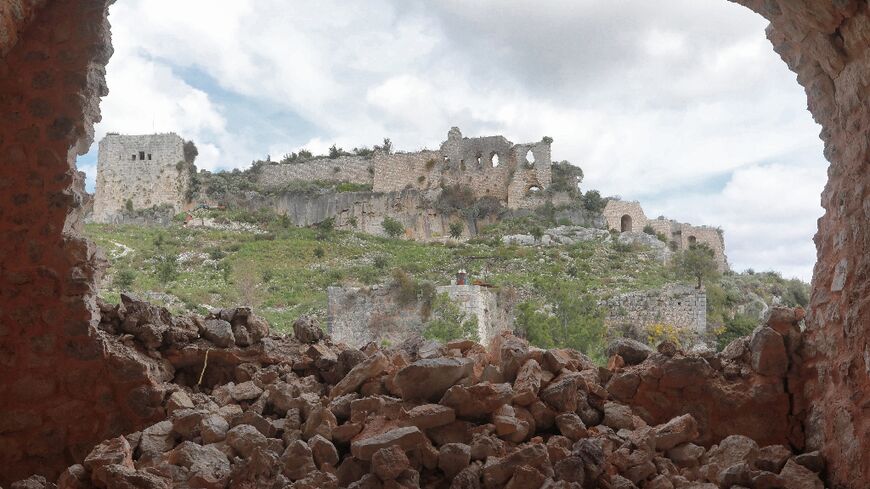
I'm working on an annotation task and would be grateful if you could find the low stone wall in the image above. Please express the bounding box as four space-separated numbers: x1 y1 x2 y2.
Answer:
326 285 424 347
256 156 374 190
602 284 707 345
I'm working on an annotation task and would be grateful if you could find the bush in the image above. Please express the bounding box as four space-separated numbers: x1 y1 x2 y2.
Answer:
261 269 275 283
347 216 358 228
582 190 605 213
392 269 418 305
155 255 178 285
435 184 477 215
116 269 135 291
372 254 389 270
642 224 655 235
550 161 584 196
449 221 464 239
530 226 544 242
313 246 325 258
317 218 335 234
382 216 404 238
423 293 480 343
716 314 757 350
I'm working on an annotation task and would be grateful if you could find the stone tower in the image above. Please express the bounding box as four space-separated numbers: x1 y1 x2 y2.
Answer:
92 133 190 223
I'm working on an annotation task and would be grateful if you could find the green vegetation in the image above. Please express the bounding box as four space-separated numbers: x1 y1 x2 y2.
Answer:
85 207 808 352
449 221 464 239
673 243 720 288
382 216 404 238
423 293 480 343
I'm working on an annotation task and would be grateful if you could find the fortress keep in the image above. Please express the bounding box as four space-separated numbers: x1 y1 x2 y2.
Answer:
92 133 190 223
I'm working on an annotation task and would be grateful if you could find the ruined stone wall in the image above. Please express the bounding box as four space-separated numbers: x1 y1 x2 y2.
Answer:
434 285 511 343
602 284 708 343
223 188 492 241
372 128 552 209
255 156 374 190
604 201 728 271
92 133 188 223
0 0 168 484
0 0 45 58
729 2 870 485
602 200 648 232
326 285 425 347
327 284 510 348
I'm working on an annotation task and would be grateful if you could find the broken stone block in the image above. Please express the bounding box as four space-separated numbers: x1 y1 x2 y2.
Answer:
293 316 324 344
371 445 410 481
555 413 588 441
606 338 653 365
281 439 317 481
393 357 473 401
749 327 788 377
202 319 235 347
350 426 427 461
440 382 513 418
402 404 456 430
654 414 699 450
512 359 542 406
438 443 471 479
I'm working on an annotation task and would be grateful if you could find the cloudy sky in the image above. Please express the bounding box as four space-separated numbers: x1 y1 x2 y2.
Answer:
76 0 827 281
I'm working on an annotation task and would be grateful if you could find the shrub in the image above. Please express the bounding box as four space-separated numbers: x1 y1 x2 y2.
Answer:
642 224 655 235
219 262 232 283
372 254 389 270
530 226 544 242
313 246 325 258
261 269 275 283
582 190 605 213
183 140 199 164
392 269 418 305
317 218 335 234
116 269 135 291
449 221 464 239
646 323 685 347
125 199 134 212
425 158 437 171
423 293 480 343
435 184 477 215
715 314 757 350
417 175 425 184
382 216 404 238
329 144 350 159
550 161 584 196
347 216 358 228
155 254 178 285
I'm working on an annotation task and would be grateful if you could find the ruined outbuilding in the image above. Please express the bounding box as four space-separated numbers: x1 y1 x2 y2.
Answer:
0 1 868 488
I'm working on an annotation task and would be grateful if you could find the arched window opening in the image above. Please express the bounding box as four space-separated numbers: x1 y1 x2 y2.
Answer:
528 185 541 193
620 214 632 233
491 152 500 167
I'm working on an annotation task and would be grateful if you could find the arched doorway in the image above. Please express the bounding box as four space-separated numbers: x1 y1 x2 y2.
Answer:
688 235 697 245
620 214 632 232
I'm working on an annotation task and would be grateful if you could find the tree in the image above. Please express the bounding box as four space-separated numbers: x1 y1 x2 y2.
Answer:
328 144 345 159
183 140 199 164
449 221 464 239
382 216 404 238
674 243 720 288
582 190 605 212
530 226 544 242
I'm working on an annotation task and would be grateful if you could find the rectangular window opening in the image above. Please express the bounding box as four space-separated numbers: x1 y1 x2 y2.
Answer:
147 154 152 160
131 154 136 160
139 151 146 160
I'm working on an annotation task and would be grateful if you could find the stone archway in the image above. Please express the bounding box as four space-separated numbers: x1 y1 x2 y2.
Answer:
0 1 867 487
620 214 633 232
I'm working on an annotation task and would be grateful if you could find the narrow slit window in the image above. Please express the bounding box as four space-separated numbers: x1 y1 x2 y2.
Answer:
139 151 145 160
147 154 152 160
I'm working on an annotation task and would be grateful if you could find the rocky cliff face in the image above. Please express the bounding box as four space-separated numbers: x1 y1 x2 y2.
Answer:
730 2 870 485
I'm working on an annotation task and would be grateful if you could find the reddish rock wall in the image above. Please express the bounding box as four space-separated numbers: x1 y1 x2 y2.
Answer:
0 0 166 485
730 2 870 487
0 0 867 488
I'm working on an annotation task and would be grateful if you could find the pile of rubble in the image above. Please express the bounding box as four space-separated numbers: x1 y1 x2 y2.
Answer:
12 298 826 489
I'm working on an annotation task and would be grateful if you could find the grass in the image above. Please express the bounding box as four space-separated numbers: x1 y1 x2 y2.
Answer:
85 213 809 346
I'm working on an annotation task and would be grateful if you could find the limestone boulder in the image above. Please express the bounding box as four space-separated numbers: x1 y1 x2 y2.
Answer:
293 316 324 344
749 327 788 377
440 382 513 418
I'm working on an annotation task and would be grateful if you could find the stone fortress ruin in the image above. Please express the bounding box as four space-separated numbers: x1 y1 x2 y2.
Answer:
1 1 868 487
603 200 728 271
92 133 191 223
256 127 556 210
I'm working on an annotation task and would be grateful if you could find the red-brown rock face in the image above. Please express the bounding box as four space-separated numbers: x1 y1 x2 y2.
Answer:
0 0 867 487
729 2 870 487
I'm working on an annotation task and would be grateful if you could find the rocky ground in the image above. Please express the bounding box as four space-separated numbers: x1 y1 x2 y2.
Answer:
9 297 825 489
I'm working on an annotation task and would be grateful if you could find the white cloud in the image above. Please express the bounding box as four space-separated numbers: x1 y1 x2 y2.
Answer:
81 0 827 281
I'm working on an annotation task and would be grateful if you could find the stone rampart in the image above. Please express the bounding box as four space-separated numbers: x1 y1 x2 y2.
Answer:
256 156 373 190
92 133 189 223
602 283 707 345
